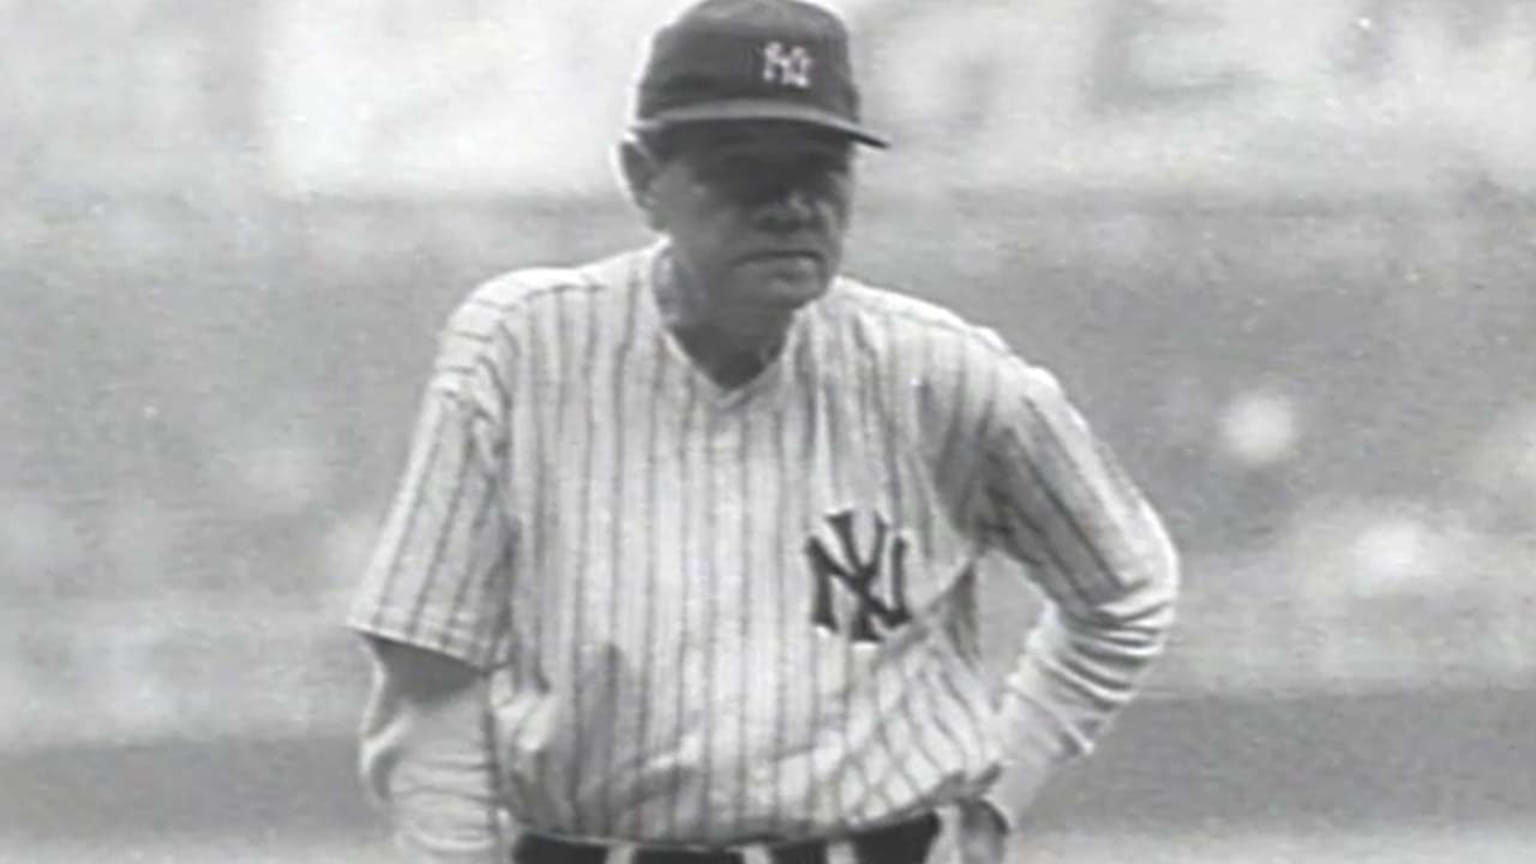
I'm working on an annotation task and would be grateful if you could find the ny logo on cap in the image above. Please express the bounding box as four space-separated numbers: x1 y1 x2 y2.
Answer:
762 41 813 89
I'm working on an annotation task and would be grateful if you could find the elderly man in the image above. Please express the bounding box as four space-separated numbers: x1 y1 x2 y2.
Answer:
347 1 1180 863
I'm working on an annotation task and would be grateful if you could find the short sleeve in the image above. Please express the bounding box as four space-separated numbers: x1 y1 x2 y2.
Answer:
347 302 517 670
975 359 1178 626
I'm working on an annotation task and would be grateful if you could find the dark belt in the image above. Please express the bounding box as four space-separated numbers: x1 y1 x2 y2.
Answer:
512 811 942 864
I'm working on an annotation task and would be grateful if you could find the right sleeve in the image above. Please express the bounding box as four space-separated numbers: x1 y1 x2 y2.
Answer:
347 301 516 670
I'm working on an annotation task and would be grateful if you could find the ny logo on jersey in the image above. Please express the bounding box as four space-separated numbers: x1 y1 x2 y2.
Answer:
762 41 814 89
806 509 912 643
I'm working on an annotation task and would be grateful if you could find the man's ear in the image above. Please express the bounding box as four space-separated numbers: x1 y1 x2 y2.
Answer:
618 137 664 230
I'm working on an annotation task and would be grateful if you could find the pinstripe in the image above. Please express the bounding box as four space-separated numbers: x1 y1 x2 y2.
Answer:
490 309 534 825
957 575 1004 770
822 310 883 825
889 370 980 780
901 620 973 796
732 404 753 838
863 383 975 796
523 305 551 814
999 368 1153 603
667 365 700 837
978 486 1048 568
798 316 829 830
875 322 958 801
402 431 475 643
465 542 514 669
432 351 513 412
934 333 971 486
349 248 1175 845
578 281 608 831
873 440 961 811
767 367 791 838
991 425 1124 607
476 351 512 411
810 312 845 828
520 311 546 575
362 402 450 636
521 299 555 826
966 342 1128 611
902 644 971 788
700 401 720 831
821 311 854 825
921 630 991 784
568 285 593 830
965 344 1004 495
630 303 670 837
435 470 500 650
599 268 641 832
980 481 1097 618
566 282 595 831
552 284 584 827
910 327 942 563
851 320 932 809
431 351 510 408
920 565 992 784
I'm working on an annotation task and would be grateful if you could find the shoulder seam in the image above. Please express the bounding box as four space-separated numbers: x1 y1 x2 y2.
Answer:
447 257 625 349
463 267 609 316
833 279 1020 361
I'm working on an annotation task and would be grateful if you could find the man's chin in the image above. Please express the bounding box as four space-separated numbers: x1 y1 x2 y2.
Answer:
757 275 830 308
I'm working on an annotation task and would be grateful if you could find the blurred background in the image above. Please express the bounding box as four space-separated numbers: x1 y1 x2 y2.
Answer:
3 1 1534 861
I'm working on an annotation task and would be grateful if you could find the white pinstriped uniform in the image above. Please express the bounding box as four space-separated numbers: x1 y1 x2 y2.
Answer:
348 243 1178 848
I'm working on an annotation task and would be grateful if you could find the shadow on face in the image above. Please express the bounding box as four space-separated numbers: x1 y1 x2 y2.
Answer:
621 119 862 313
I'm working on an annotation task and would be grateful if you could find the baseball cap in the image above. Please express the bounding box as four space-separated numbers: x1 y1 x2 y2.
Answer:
634 0 888 148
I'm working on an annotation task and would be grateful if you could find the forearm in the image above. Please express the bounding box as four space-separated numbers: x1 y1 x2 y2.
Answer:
985 602 1174 825
360 639 504 864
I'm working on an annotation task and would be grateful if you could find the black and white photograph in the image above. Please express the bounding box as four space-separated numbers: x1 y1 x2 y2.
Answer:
3 1 1534 862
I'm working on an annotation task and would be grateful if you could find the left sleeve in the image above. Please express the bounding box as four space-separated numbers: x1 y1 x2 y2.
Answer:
970 357 1180 828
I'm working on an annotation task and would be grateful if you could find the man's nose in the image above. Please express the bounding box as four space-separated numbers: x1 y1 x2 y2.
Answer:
753 182 818 231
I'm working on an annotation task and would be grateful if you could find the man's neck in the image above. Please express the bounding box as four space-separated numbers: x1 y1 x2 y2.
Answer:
654 253 796 387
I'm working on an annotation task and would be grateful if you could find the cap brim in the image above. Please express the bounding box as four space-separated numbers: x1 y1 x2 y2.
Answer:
638 99 889 148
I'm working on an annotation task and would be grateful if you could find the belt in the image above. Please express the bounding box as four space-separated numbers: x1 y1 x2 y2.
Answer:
512 810 945 864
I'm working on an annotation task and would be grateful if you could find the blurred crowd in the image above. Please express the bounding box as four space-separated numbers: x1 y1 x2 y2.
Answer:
4 0 1535 747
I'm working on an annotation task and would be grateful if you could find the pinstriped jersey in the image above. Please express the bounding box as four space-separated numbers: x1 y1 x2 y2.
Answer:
347 243 1178 846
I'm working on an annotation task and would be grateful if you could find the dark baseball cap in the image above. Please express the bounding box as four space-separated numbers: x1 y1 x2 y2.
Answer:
634 0 888 148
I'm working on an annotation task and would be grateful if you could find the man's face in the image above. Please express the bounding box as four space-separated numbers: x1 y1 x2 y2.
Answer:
637 121 856 312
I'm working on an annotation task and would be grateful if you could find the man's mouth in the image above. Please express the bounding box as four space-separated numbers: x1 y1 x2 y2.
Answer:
742 249 819 263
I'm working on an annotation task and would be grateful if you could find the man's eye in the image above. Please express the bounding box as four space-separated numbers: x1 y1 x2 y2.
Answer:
691 157 755 184
721 157 762 177
695 154 846 180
